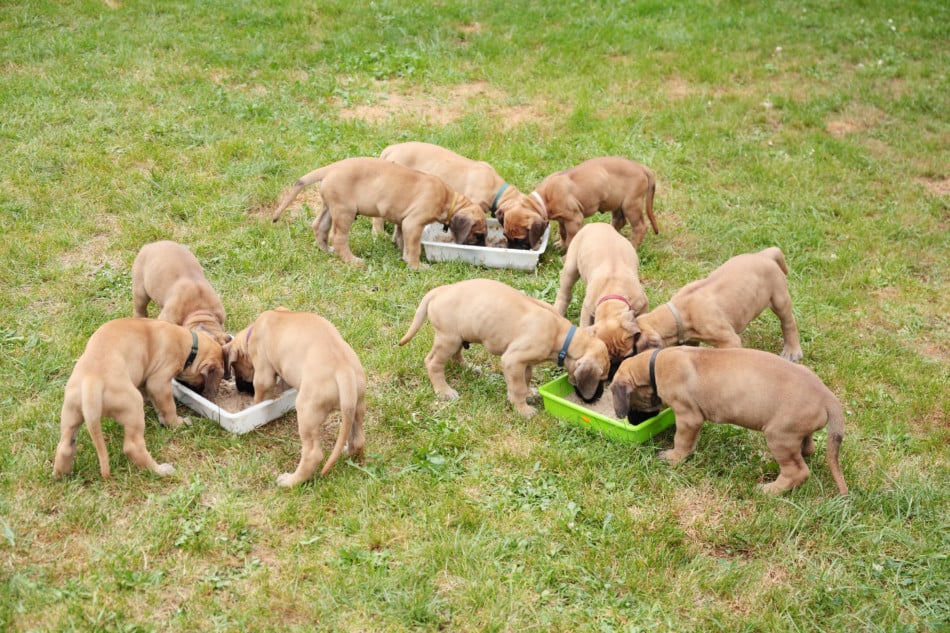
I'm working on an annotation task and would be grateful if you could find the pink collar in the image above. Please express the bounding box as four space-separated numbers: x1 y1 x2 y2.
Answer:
596 294 632 310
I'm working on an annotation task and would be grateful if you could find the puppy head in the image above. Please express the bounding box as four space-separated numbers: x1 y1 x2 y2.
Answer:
222 327 255 394
497 199 548 250
184 313 233 346
564 332 609 401
610 353 660 418
449 204 487 245
177 330 225 400
634 315 663 355
591 311 642 378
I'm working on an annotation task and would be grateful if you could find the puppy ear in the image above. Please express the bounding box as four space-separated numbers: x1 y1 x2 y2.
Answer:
495 208 506 226
612 380 631 418
529 220 548 250
621 311 641 335
572 360 602 401
450 214 473 244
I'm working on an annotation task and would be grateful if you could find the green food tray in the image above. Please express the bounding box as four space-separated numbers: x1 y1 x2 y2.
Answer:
539 374 675 444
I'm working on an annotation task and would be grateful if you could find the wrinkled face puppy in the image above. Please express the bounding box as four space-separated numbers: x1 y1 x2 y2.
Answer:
449 208 487 246
495 205 547 251
176 332 225 399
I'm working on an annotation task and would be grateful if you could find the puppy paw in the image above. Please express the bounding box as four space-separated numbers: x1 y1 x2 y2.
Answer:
781 348 803 363
155 463 175 477
436 388 460 401
276 472 299 487
658 449 686 465
516 404 538 418
757 481 787 495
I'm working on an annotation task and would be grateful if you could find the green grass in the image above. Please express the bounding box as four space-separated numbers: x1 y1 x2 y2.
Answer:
1 0 948 630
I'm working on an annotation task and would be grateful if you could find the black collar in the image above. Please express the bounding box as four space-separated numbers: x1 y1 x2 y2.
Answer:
648 347 662 405
184 331 199 369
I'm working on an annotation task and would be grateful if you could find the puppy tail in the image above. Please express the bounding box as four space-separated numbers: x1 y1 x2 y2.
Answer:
80 378 111 478
825 401 849 496
762 246 789 276
398 289 436 346
320 370 360 477
645 168 659 235
271 165 331 222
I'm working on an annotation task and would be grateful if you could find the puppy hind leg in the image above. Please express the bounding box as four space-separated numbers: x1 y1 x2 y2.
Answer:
347 397 367 460
277 400 327 487
425 335 463 400
53 398 85 478
118 405 174 476
329 215 363 265
801 433 815 457
760 430 810 494
770 286 803 362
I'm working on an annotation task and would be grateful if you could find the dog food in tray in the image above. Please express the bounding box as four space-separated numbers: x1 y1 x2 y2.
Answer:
172 379 297 435
420 218 549 271
539 374 674 444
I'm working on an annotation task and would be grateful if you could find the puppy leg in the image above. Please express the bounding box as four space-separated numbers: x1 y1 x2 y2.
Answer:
659 409 704 464
553 253 580 316
500 352 536 417
277 394 327 487
801 433 815 457
398 219 426 269
424 334 463 400
311 207 332 251
770 286 803 362
560 218 584 251
252 368 279 404
118 404 174 476
329 214 363 265
347 398 367 459
145 376 186 428
760 428 810 494
132 284 151 318
371 217 386 237
52 397 84 478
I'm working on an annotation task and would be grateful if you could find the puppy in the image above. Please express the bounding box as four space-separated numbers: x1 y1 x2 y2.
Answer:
553 222 649 372
132 240 231 345
612 347 848 495
271 157 487 269
376 142 548 250
635 247 803 361
53 318 225 479
399 279 609 417
533 156 659 251
225 308 366 487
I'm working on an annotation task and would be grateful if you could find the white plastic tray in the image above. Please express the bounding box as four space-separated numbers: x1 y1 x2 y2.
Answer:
172 379 297 434
421 218 549 271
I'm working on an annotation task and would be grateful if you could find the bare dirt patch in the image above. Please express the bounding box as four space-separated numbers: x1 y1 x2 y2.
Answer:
826 104 887 139
337 80 548 128
916 176 950 196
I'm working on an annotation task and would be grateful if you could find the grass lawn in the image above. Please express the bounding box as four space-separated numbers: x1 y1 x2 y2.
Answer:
1 1 947 631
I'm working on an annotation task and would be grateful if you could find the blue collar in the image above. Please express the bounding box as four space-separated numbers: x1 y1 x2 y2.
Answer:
489 183 509 216
557 325 577 367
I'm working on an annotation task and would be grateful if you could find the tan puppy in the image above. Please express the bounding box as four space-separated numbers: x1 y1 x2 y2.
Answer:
611 347 848 495
553 222 649 370
270 157 487 269
376 141 548 250
53 318 225 479
399 279 609 417
224 309 366 487
533 156 659 251
132 240 231 345
635 247 803 362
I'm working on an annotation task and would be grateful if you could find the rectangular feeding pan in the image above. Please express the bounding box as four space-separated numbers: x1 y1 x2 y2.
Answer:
539 374 675 444
172 379 297 435
420 217 549 271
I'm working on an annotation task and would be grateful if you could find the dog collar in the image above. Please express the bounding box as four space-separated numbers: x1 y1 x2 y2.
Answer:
184 331 199 369
557 325 577 367
648 347 661 402
490 183 509 217
665 301 685 345
597 294 633 310
529 190 549 221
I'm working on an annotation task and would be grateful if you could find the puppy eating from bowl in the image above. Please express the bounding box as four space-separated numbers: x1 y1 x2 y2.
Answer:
611 346 848 495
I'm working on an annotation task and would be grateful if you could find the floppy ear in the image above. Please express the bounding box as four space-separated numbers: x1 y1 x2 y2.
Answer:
200 363 224 400
572 359 603 401
528 220 548 250
611 380 632 418
494 207 506 227
449 214 474 244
